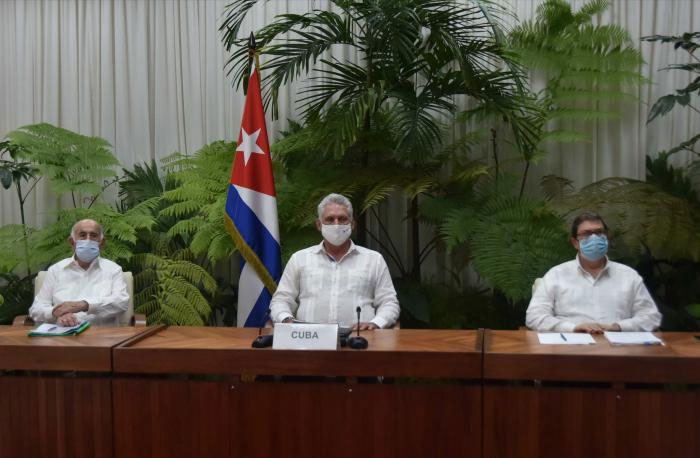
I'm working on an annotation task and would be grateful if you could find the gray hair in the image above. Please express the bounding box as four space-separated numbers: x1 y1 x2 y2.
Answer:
70 219 104 240
317 193 353 220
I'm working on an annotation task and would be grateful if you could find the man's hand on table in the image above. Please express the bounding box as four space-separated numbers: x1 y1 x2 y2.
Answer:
280 317 378 330
57 313 80 327
352 322 378 331
574 322 621 334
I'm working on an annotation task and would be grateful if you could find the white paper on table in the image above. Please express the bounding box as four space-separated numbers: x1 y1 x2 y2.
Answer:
537 333 596 345
31 323 83 334
604 331 663 346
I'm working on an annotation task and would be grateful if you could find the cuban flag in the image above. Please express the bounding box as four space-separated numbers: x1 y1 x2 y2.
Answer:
225 67 281 327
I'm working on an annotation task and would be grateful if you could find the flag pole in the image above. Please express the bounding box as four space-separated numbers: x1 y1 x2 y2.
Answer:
245 32 257 95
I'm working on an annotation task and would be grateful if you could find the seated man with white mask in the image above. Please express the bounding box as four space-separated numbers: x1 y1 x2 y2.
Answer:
526 212 661 333
29 219 129 327
270 193 400 329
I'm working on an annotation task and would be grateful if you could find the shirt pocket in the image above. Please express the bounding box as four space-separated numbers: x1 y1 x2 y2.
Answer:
553 285 588 316
345 269 372 297
299 266 326 297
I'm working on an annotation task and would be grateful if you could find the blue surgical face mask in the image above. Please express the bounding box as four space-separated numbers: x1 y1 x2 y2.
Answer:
579 234 608 261
75 239 100 263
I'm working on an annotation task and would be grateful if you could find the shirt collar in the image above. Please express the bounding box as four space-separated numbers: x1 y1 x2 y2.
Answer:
575 253 609 276
66 255 102 271
314 240 358 261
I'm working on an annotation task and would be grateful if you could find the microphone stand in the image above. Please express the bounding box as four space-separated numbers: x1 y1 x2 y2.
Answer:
251 308 274 348
348 306 368 349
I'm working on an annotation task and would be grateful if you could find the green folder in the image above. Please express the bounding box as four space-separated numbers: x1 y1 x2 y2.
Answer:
28 321 91 337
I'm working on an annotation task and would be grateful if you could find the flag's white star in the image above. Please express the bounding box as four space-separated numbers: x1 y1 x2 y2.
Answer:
237 128 265 165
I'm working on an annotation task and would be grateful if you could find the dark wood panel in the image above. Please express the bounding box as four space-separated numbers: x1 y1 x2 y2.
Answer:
616 389 700 458
114 327 482 378
483 386 618 458
484 330 700 383
0 325 153 372
230 381 481 458
0 375 112 458
112 378 230 458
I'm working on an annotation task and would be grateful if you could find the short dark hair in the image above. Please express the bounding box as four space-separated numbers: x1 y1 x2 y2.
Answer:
570 211 608 238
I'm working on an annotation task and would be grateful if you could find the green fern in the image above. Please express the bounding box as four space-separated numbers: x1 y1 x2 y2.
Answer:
130 251 217 326
6 123 120 201
509 0 645 150
160 141 237 263
30 203 156 265
552 177 700 262
0 225 42 274
439 175 572 302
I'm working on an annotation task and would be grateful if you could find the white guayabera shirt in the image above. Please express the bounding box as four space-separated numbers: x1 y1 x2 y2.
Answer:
270 241 400 329
29 256 130 326
526 256 662 332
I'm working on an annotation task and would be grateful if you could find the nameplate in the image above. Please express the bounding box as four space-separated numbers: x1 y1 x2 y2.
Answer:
272 323 339 350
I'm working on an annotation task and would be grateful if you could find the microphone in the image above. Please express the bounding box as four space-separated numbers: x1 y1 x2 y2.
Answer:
348 306 368 349
251 308 273 348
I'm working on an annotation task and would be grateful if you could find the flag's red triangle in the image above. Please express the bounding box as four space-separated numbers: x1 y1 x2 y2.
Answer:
230 69 276 197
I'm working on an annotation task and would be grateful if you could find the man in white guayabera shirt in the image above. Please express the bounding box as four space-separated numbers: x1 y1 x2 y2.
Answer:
29 219 129 327
270 193 400 330
526 212 661 334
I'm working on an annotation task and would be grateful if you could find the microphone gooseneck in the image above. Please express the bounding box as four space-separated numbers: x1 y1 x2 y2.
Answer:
348 306 368 350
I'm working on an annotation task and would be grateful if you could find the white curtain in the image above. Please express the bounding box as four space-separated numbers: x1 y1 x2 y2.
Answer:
1 0 699 262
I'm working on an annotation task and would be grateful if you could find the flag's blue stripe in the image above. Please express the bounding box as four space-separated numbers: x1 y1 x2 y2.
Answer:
225 184 282 281
244 283 273 327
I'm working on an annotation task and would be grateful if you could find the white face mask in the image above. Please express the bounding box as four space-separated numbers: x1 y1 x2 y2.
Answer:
321 224 352 246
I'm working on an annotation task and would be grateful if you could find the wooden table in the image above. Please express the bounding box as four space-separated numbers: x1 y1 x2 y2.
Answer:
111 327 483 458
482 330 700 458
3 326 699 458
0 325 158 458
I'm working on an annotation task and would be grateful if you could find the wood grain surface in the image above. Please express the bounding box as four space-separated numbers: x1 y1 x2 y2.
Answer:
112 378 481 458
483 385 617 458
113 327 483 378
112 378 230 458
0 325 154 372
483 385 700 458
230 382 481 458
0 375 112 458
483 330 700 383
3 326 700 458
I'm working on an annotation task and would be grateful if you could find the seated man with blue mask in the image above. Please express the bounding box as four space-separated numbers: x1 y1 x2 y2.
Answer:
526 212 661 333
29 219 129 327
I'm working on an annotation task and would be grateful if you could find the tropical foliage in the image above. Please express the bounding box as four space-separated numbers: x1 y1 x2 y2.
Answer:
0 3 697 331
221 0 541 282
6 123 120 206
505 0 644 188
537 29 700 330
0 124 224 326
440 180 572 302
131 142 237 325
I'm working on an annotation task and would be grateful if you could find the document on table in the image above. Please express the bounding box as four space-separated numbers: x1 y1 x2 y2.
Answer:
604 331 663 345
537 333 596 345
28 321 90 337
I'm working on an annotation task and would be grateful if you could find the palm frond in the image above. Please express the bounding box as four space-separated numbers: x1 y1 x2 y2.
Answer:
361 181 396 213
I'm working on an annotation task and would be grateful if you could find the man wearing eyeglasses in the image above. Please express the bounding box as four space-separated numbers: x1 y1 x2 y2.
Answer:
270 193 400 330
526 211 661 333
